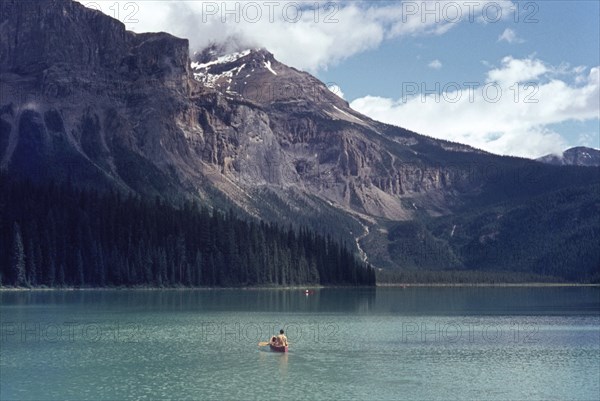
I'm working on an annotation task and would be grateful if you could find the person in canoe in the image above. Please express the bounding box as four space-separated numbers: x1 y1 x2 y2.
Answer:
276 329 288 347
259 330 288 349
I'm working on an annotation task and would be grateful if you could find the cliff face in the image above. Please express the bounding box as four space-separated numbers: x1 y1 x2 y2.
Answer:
2 0 598 271
189 47 490 221
1 0 189 81
1 0 129 73
1 0 195 197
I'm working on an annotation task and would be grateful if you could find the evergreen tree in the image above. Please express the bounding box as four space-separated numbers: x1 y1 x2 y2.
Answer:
34 243 43 285
194 251 203 286
157 248 168 287
11 223 26 286
75 250 84 286
26 239 36 286
47 258 56 287
57 263 65 287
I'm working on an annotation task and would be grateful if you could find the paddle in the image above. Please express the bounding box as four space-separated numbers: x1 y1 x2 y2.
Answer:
258 341 291 347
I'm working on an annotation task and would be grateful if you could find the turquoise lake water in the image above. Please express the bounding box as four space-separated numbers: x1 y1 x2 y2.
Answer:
1 287 599 400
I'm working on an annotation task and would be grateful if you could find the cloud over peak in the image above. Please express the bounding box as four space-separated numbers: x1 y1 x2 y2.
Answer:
78 0 519 72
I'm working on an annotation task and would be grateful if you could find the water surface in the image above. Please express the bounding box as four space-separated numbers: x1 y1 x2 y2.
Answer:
1 287 598 400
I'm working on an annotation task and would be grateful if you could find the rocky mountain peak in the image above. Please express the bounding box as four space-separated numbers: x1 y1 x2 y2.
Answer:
537 146 600 167
190 46 348 111
192 46 273 65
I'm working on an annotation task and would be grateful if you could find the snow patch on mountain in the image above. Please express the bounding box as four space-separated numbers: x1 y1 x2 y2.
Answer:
333 105 363 123
191 50 251 70
192 53 250 90
264 60 277 75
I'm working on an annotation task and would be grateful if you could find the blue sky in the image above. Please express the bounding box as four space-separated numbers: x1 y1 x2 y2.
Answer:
318 1 599 98
81 0 600 157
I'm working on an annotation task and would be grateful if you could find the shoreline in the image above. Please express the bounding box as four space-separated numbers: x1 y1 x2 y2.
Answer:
1 283 598 291
0 285 330 292
376 283 600 288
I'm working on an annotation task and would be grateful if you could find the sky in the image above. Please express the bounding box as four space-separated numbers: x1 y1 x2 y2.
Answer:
78 0 600 158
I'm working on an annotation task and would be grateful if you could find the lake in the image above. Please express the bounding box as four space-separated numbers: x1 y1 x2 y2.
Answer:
1 287 599 400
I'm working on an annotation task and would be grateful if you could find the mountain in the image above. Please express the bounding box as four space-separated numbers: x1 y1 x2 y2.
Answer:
537 147 600 167
1 0 599 282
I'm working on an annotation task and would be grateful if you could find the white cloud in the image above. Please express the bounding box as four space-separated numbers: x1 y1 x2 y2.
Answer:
428 60 443 70
350 58 600 158
487 56 548 84
76 0 518 72
327 84 345 99
498 28 524 44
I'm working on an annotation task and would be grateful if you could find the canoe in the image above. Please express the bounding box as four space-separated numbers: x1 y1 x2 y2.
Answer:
270 344 288 353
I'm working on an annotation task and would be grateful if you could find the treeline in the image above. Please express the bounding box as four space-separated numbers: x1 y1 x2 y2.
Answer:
376 269 563 284
0 175 376 287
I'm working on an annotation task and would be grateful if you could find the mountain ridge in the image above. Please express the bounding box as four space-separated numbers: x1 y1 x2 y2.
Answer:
537 146 600 167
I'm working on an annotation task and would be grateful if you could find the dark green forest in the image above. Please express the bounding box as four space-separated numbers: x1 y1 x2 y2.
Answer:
0 175 376 287
385 183 600 283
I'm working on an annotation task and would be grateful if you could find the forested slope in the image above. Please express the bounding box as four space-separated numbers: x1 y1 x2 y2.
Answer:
0 175 375 287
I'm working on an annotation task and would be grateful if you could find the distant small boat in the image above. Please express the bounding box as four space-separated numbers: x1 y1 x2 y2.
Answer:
304 289 315 295
270 344 288 353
